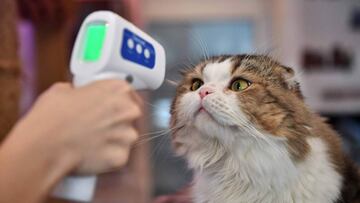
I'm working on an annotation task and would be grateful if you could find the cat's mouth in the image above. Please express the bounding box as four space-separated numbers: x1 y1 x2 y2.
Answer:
195 101 236 127
199 107 206 112
197 103 210 114
195 105 207 115
195 106 216 121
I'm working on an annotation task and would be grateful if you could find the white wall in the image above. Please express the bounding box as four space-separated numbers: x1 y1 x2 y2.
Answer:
303 0 360 53
301 0 360 113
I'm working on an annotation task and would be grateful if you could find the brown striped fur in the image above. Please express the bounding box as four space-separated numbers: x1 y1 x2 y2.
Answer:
170 54 360 202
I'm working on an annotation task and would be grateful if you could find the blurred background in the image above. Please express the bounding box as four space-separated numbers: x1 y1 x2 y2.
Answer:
0 0 359 202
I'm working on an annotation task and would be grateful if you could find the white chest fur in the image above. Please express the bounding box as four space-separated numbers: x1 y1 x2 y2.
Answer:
190 137 342 203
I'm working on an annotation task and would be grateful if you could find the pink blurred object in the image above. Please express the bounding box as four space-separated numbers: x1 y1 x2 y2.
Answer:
122 0 143 27
18 20 36 115
153 187 192 203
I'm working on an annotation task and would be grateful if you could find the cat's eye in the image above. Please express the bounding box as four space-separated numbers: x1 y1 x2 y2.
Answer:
190 79 204 91
230 79 251 92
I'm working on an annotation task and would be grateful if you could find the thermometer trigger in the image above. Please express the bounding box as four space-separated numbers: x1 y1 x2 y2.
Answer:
125 75 134 84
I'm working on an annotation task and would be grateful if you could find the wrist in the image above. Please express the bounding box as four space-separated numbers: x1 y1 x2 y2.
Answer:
3 119 80 188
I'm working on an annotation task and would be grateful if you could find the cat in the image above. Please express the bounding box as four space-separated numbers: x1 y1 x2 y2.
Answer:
169 55 360 203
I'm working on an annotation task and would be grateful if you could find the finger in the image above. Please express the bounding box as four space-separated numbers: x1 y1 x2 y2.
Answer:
129 90 144 110
109 97 142 123
98 102 139 129
102 147 130 172
87 79 130 92
107 126 139 146
50 82 72 90
83 79 132 100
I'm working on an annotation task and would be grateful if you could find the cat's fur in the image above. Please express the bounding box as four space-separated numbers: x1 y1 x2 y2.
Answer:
170 55 360 203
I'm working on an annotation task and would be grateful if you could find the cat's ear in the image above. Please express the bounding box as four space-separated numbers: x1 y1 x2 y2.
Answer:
278 66 304 99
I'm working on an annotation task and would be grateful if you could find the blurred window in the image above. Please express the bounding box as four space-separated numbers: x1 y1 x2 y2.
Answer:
148 21 254 68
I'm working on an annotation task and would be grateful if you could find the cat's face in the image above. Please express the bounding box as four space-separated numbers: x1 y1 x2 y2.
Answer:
170 55 311 160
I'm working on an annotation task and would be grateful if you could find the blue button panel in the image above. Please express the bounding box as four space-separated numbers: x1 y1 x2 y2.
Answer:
120 28 155 69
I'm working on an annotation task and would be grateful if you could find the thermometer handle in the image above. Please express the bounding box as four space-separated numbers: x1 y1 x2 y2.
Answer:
52 73 128 202
52 176 97 202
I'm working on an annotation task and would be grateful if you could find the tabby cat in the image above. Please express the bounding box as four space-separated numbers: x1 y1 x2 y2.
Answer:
169 55 360 203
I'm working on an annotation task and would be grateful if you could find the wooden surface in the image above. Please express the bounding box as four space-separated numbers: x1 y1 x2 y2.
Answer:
0 0 21 142
32 0 77 94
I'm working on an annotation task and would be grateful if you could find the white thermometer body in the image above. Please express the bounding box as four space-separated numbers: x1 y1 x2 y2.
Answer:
52 10 165 202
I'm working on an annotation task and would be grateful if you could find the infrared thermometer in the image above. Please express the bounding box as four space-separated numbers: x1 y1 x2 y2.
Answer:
52 11 165 202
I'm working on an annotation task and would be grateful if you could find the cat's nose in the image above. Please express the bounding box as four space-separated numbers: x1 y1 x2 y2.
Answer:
199 87 214 99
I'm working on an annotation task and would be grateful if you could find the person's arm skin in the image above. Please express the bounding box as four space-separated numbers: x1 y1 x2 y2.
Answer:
0 80 142 203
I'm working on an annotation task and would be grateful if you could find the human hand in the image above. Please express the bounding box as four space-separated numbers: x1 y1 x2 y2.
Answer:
9 80 142 175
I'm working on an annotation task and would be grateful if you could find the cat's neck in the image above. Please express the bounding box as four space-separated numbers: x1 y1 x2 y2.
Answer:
185 130 342 203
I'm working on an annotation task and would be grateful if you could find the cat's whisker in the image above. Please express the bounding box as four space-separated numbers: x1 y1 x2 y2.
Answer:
224 109 286 157
219 108 263 143
138 128 173 138
140 125 183 139
150 134 170 162
135 125 185 146
185 56 198 68
134 131 170 146
190 31 209 61
198 34 210 60
180 63 196 75
166 79 179 87
211 99 272 150
141 100 161 109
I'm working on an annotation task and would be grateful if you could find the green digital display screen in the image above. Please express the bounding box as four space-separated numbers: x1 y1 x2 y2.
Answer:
82 23 107 61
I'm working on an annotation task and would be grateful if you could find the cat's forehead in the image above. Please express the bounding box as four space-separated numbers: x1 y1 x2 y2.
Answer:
183 55 289 85
202 59 233 83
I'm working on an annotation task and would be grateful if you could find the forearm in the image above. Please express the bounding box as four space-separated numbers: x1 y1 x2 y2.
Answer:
0 125 76 203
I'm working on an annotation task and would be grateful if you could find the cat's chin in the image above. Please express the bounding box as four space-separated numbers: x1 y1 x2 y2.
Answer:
194 108 233 127
194 109 217 124
193 111 228 136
